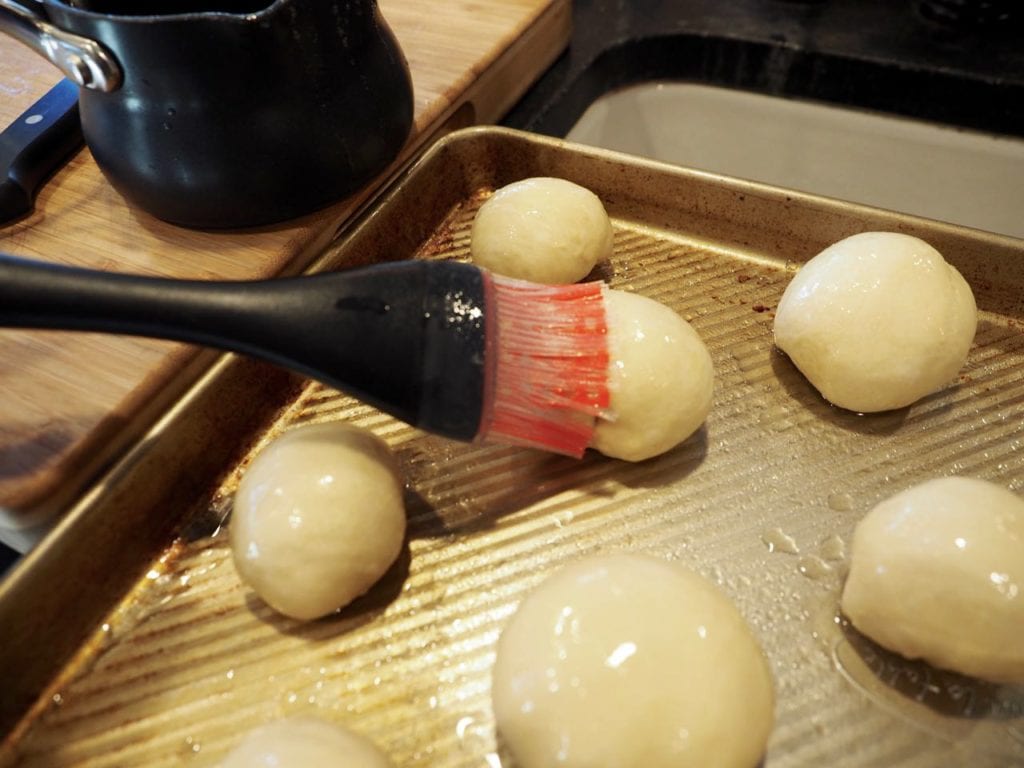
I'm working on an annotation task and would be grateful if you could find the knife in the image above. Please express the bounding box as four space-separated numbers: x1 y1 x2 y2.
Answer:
0 78 83 225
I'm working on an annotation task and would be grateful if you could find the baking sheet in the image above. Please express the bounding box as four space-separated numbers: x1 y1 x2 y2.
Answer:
1 127 1023 767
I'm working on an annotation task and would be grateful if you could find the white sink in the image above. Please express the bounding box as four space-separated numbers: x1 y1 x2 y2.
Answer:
567 83 1024 239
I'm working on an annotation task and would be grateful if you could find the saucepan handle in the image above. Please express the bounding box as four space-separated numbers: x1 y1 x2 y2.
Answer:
0 0 121 91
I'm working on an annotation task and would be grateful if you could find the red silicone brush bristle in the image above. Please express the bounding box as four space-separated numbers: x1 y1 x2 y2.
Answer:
477 273 610 458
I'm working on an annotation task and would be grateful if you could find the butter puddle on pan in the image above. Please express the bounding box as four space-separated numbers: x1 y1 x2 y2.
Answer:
823 613 1024 755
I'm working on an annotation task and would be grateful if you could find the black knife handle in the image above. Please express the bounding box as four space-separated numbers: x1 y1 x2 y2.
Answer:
0 78 83 225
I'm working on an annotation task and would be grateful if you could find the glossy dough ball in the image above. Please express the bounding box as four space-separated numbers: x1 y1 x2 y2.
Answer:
841 477 1024 684
221 717 394 767
470 177 613 284
492 553 775 768
592 289 714 461
773 232 977 413
230 422 405 620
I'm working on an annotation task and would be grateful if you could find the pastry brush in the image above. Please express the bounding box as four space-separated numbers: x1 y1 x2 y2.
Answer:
0 254 610 457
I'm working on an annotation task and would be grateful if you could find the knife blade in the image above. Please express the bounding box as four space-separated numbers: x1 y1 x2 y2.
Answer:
0 78 84 225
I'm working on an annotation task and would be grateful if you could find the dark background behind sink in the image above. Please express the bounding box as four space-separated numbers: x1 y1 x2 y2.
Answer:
503 0 1024 138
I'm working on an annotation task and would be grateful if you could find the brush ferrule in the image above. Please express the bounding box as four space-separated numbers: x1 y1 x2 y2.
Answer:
414 263 488 440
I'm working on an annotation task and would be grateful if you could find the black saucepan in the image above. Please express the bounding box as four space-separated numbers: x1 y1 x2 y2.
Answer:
0 0 414 228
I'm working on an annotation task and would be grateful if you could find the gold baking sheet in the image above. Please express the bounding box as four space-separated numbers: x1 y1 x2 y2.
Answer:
1 127 1023 767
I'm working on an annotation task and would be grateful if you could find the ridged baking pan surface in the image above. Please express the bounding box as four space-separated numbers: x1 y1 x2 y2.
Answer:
1 128 1022 767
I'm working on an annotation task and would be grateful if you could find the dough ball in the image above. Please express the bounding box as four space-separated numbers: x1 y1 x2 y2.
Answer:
492 553 774 768
592 289 714 461
221 716 394 767
773 231 976 413
841 477 1024 684
230 422 406 621
470 177 613 284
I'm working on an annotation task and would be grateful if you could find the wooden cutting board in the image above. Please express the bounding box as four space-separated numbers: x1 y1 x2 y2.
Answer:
0 0 572 542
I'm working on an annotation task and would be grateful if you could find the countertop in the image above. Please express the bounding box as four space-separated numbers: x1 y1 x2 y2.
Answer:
0 0 572 548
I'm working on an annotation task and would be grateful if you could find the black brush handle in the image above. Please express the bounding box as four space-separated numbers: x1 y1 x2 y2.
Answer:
0 254 488 440
0 79 83 225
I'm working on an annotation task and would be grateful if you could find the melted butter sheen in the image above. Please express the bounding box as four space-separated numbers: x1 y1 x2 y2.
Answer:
470 177 613 285
229 423 405 621
591 290 714 462
841 477 1024 684
773 231 976 413
492 553 774 768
